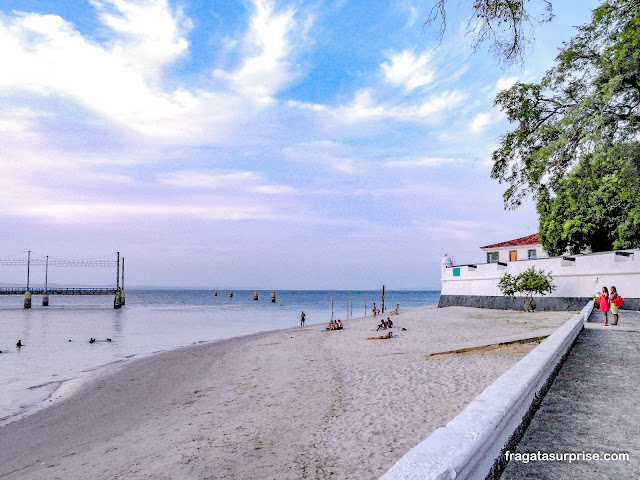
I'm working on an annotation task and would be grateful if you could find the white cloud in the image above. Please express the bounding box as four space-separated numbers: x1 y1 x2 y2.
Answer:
157 169 297 194
384 156 468 168
213 0 298 102
419 219 485 241
91 0 192 75
469 112 492 133
283 141 362 175
335 89 467 123
0 0 303 141
381 50 434 92
496 76 518 91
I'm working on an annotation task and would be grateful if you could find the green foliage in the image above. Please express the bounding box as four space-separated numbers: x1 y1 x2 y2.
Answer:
498 267 556 311
492 0 640 253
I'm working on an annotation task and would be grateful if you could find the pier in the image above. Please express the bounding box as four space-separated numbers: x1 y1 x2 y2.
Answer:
0 251 126 309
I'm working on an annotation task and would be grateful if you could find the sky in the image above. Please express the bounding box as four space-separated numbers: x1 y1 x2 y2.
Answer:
0 0 599 289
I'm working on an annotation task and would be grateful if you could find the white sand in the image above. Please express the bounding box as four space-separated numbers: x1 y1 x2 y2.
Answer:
0 306 573 479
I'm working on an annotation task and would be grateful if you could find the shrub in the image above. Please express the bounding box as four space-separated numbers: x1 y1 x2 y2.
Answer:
498 267 556 312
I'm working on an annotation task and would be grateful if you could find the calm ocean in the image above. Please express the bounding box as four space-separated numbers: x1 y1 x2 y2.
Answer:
0 289 439 423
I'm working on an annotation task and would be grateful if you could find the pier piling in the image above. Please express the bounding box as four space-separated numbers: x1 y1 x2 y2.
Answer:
24 291 32 309
43 255 49 306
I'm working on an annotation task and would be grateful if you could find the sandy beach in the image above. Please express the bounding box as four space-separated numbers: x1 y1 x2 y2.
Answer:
0 306 573 480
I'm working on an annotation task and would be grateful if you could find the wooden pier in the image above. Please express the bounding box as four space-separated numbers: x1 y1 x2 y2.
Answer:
0 251 126 309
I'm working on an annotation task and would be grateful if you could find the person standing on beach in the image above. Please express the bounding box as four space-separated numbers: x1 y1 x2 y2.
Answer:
599 286 610 326
372 302 377 317
609 286 621 325
300 311 306 328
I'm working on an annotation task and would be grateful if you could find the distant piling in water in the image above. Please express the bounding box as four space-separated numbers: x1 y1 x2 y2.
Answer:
24 291 32 309
253 291 259 300
271 291 276 303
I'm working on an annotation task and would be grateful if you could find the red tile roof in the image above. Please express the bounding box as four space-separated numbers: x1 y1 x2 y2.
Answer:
481 233 541 249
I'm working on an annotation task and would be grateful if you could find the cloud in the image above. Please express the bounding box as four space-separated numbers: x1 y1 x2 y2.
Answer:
0 0 303 141
381 50 434 92
496 76 518 91
334 89 467 123
384 156 468 168
282 141 362 175
91 0 192 75
157 169 298 194
469 112 492 133
418 219 486 241
213 0 299 102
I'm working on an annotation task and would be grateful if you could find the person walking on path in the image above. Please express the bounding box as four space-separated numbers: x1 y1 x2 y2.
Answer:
610 286 621 325
300 311 306 328
599 286 610 326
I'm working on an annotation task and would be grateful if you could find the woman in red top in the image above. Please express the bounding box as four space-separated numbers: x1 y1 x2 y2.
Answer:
599 286 610 326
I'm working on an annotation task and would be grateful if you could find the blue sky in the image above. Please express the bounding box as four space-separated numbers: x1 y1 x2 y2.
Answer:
0 0 598 289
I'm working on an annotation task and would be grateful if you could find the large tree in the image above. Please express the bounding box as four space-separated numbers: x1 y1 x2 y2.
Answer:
491 0 640 254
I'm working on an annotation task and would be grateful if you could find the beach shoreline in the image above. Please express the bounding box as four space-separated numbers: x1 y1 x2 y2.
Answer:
0 306 574 479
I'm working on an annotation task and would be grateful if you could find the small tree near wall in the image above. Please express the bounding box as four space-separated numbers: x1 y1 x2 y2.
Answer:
498 267 556 312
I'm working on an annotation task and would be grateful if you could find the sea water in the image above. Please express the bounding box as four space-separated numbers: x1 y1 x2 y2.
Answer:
0 289 439 423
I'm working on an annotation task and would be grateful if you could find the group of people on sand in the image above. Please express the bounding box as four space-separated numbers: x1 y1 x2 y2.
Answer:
595 286 624 326
326 319 344 330
376 317 393 331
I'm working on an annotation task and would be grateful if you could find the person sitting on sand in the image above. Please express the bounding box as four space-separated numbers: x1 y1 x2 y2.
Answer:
387 317 393 328
16 339 23 348
89 338 96 344
367 331 393 340
337 320 343 329
376 320 386 331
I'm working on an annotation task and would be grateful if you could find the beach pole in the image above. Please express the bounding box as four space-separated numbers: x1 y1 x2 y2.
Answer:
42 255 49 306
24 250 31 309
364 291 367 317
331 291 334 320
114 251 122 309
26 250 30 291
347 292 350 318
121 257 125 306
382 285 385 313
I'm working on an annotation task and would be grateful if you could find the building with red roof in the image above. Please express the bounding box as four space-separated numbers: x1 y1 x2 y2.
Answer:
480 233 547 264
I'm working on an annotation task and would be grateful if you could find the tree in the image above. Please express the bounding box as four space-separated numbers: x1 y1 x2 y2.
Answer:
491 0 640 253
536 145 640 255
498 267 556 311
426 0 554 65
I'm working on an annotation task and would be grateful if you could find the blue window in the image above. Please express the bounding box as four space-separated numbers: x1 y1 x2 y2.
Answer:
453 267 460 277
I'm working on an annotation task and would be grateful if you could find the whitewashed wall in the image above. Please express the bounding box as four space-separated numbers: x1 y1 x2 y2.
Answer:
441 249 640 299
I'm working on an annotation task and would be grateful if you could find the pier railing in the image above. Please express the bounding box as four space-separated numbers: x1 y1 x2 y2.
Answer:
0 287 118 295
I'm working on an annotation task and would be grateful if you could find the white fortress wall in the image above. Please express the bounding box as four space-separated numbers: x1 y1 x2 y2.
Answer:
439 249 640 310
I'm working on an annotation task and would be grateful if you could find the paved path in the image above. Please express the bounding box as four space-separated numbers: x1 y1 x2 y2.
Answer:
501 309 640 479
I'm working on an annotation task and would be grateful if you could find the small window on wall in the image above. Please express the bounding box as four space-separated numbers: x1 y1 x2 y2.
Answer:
528 249 537 260
487 252 499 263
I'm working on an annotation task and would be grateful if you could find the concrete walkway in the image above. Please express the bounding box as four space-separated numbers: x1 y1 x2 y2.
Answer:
501 309 640 479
